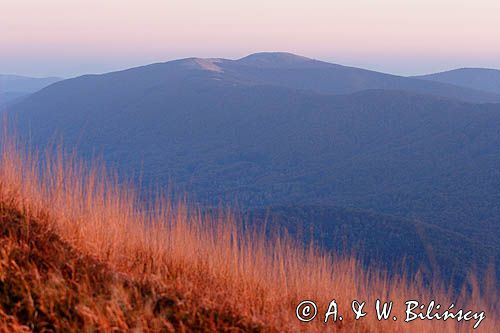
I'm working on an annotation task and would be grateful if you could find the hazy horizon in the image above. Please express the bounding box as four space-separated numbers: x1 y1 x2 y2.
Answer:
2 51 500 79
2 0 500 77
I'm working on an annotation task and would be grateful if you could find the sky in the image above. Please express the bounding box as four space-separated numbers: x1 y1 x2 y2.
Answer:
1 0 500 78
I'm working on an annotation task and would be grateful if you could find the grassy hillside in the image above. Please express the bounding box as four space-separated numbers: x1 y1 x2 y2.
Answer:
0 136 498 332
0 205 260 332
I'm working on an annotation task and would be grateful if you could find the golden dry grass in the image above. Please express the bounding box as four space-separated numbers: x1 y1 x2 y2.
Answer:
0 133 498 332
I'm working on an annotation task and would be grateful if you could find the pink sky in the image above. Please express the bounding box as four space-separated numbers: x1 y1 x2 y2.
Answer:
1 0 500 77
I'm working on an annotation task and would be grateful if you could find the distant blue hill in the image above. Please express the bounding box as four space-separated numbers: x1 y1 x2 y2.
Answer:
413 68 500 95
0 74 61 108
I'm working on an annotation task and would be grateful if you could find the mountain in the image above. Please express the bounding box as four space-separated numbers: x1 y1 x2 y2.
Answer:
217 53 500 103
0 74 62 108
5 54 499 104
413 68 500 94
5 53 500 283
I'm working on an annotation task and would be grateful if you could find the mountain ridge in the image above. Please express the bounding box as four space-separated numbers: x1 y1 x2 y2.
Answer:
413 67 500 94
29 52 500 103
